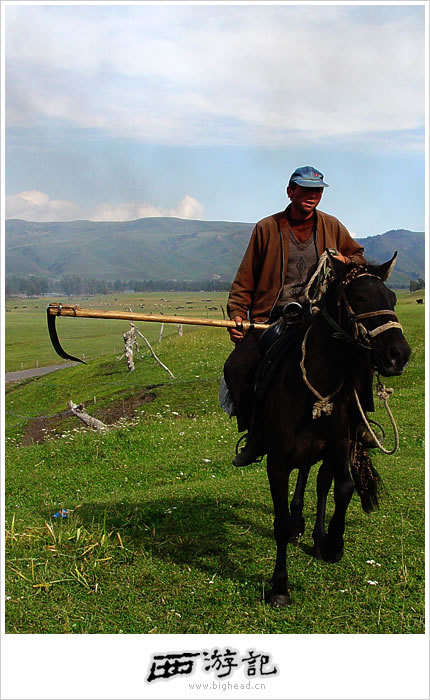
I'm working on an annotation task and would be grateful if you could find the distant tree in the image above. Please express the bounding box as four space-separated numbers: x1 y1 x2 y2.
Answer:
5 275 50 296
97 279 113 295
25 276 50 296
5 276 21 296
410 278 425 292
60 274 82 296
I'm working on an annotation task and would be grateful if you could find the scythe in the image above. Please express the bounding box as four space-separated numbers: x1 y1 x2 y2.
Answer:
47 303 270 364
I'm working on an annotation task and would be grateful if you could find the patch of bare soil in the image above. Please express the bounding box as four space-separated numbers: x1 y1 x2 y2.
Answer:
20 391 156 446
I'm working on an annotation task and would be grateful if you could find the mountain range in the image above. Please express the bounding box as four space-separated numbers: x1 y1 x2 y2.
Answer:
5 217 425 288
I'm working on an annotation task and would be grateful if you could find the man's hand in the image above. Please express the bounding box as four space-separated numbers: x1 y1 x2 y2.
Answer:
228 316 245 343
328 247 347 263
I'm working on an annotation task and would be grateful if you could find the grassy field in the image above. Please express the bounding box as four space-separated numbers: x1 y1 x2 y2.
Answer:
4 291 425 634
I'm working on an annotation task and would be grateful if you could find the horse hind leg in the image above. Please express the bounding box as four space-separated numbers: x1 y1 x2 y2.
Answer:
266 455 294 606
313 457 354 563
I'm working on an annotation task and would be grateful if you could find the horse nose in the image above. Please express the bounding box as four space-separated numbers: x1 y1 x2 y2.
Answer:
388 341 411 371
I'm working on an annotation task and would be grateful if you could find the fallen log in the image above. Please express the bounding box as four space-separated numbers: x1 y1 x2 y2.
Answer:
68 401 107 431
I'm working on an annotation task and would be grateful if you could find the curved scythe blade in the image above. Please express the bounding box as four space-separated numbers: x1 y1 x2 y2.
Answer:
47 308 86 364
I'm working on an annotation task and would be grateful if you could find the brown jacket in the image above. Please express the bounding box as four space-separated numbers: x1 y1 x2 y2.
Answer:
227 207 365 322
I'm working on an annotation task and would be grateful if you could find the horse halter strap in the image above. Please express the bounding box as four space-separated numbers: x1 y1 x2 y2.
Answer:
338 272 403 348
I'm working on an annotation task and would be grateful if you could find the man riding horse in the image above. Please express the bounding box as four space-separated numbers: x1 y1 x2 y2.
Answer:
224 165 376 466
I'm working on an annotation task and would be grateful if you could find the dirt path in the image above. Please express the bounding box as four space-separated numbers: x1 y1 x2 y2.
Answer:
5 362 78 383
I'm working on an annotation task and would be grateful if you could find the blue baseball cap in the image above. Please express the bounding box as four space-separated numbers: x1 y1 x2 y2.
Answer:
288 166 329 188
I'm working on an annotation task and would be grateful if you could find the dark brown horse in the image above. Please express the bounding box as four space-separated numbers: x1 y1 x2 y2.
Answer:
256 252 411 606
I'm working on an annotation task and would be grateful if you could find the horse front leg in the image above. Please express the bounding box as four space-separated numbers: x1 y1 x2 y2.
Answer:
320 454 354 563
312 459 333 559
289 465 311 542
266 454 293 606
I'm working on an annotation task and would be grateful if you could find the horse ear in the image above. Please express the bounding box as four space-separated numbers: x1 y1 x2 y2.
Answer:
374 252 398 281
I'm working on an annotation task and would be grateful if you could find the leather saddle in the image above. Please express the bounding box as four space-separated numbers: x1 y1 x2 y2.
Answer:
255 303 308 400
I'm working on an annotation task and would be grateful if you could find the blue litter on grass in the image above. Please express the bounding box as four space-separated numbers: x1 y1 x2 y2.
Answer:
53 509 69 519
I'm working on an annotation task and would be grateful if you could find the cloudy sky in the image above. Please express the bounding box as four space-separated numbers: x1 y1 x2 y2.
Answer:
3 2 427 236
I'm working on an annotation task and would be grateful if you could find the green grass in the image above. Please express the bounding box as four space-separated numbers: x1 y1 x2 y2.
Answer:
4 292 425 633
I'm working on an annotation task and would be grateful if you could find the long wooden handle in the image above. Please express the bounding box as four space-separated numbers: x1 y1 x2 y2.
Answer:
47 303 270 331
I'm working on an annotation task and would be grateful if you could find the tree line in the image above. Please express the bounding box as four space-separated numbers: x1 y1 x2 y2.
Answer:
6 273 424 298
5 274 232 297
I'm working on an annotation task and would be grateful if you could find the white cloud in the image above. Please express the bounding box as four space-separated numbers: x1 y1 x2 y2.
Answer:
5 5 425 147
170 195 204 220
5 190 79 221
91 195 204 221
6 191 205 222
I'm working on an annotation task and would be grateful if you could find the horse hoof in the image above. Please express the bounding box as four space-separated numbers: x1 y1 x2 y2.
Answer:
266 593 291 607
312 545 323 560
321 540 344 563
288 535 301 544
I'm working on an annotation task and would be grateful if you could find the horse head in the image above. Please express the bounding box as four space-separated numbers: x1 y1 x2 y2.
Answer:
326 251 411 377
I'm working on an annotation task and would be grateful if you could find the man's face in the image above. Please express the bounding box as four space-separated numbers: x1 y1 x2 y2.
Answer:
287 184 324 216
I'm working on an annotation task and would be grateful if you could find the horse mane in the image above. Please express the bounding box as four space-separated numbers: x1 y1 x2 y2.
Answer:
305 251 393 313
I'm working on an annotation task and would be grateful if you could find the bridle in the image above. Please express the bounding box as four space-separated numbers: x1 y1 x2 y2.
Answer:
305 255 403 351
305 255 403 350
334 269 403 350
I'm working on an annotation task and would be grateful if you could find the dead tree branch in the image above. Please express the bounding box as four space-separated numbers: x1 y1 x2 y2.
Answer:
132 323 175 379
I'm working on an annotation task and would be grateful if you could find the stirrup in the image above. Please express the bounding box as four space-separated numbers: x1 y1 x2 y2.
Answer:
235 433 248 455
234 433 264 464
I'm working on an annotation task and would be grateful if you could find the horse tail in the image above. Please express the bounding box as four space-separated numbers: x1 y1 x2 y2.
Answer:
350 441 384 513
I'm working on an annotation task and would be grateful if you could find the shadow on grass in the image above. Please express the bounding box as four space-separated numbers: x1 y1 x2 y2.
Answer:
77 494 276 586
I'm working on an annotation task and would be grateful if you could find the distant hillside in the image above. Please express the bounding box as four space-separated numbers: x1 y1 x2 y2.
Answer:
5 217 254 282
5 217 424 288
355 229 425 288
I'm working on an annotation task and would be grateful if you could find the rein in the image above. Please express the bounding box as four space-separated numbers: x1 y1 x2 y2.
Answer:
353 377 399 455
299 325 344 418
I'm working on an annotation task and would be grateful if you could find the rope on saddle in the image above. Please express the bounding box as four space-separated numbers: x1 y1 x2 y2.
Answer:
304 251 334 308
353 375 400 455
300 325 344 419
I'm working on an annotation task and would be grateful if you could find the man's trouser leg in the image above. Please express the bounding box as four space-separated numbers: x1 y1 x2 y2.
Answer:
223 328 263 433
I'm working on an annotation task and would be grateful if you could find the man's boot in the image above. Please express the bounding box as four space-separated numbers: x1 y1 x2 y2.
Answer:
356 421 378 449
232 433 264 467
